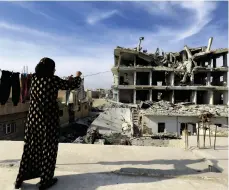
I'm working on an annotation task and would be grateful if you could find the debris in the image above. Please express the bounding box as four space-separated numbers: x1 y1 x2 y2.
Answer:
94 139 105 145
73 136 84 144
142 100 228 117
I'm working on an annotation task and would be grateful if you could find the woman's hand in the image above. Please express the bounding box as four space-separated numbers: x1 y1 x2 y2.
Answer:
76 71 82 77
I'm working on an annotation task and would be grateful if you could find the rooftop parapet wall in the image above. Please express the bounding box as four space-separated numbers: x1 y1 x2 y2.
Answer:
0 102 29 116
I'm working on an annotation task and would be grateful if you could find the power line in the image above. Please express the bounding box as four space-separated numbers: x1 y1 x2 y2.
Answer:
83 71 111 77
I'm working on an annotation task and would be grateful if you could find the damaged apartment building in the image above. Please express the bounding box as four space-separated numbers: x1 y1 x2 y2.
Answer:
111 37 228 105
110 37 228 137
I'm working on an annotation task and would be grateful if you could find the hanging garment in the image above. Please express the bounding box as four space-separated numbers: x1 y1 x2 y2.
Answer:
15 74 82 188
66 90 71 105
76 78 86 101
0 70 12 105
26 74 32 100
65 75 73 105
11 72 21 106
20 74 27 103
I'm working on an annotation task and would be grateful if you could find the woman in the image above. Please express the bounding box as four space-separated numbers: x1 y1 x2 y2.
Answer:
14 57 82 190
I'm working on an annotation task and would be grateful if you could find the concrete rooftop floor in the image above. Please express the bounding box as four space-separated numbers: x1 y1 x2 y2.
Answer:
0 141 228 190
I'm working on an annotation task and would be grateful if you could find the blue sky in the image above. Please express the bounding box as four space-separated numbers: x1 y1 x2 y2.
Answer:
0 1 228 89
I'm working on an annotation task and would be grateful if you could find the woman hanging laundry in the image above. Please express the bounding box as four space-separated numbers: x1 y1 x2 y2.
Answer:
14 57 82 190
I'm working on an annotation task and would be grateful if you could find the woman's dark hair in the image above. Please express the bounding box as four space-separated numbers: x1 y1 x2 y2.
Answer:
35 57 55 77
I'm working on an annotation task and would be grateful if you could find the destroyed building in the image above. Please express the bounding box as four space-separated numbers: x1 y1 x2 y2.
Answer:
111 37 228 105
109 37 228 137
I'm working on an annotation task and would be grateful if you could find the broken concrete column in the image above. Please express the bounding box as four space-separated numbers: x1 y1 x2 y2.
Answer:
184 45 192 59
223 91 228 105
223 54 228 67
213 58 216 68
208 60 211 68
190 73 194 85
170 72 175 86
207 72 211 86
118 55 122 67
208 90 214 105
133 90 136 104
206 37 213 52
134 71 136 85
170 91 175 104
223 72 227 85
149 90 152 101
149 71 152 85
114 74 119 85
191 91 197 104
134 55 137 67
117 90 120 102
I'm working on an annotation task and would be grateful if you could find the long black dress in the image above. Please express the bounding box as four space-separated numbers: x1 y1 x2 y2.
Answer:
15 74 81 186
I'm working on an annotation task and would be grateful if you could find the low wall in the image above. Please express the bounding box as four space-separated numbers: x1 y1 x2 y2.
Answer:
131 138 185 148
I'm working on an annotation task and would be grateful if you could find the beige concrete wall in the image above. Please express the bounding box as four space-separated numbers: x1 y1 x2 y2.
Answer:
0 112 27 140
75 102 90 118
142 115 228 136
59 105 69 126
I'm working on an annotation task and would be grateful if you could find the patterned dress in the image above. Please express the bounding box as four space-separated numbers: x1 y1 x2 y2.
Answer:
15 74 81 185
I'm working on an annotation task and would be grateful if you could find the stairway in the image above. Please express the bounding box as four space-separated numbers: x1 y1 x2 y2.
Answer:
132 108 141 137
132 108 139 126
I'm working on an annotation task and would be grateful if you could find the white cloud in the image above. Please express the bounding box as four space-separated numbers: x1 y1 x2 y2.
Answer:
172 1 217 41
132 1 217 42
86 10 119 25
0 1 227 89
10 2 55 20
0 21 53 38
132 1 177 18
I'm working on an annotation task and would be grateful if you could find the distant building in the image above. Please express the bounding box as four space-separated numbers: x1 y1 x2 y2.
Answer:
0 89 91 140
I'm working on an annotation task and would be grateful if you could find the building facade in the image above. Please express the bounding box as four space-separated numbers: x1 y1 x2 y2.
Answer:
0 102 29 140
111 37 228 105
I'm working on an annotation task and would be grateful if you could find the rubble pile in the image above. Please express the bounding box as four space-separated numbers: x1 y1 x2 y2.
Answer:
142 101 228 117
59 123 89 143
151 132 181 139
93 102 133 112
72 130 131 145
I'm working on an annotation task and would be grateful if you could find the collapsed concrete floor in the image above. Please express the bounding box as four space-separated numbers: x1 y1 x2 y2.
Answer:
59 100 184 146
59 98 228 147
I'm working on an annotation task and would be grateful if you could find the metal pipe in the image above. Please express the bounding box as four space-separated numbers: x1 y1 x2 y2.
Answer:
186 123 189 149
208 123 211 148
203 123 206 148
197 123 200 148
214 125 218 150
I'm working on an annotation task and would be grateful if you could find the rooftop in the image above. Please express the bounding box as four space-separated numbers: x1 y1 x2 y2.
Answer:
0 140 228 190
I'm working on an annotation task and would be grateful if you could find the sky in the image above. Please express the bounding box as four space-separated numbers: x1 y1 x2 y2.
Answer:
0 1 228 89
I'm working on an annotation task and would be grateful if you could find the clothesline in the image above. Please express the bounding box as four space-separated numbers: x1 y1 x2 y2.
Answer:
83 71 111 77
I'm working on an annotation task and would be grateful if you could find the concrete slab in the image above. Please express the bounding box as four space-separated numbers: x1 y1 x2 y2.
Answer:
90 108 131 135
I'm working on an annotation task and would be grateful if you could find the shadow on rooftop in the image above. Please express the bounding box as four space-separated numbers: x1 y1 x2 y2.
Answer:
21 171 165 190
2 159 226 190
